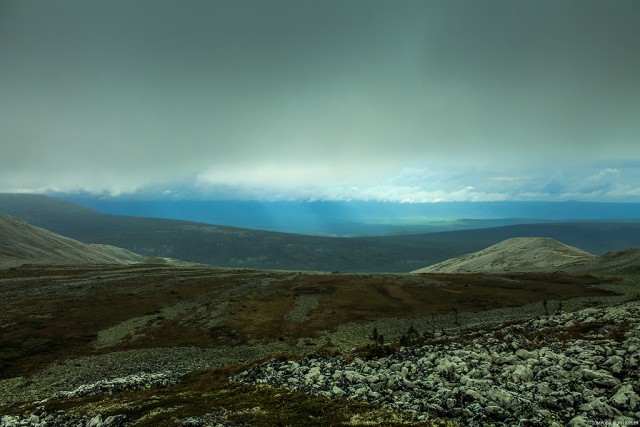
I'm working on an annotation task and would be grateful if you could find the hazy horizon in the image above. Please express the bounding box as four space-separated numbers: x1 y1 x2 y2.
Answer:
55 195 640 236
1 1 639 202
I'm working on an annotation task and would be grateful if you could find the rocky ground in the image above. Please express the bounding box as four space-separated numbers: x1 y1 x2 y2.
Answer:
4 298 637 426
234 300 640 426
1 266 638 426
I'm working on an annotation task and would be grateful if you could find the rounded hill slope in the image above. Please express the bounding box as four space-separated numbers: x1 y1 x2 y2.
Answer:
567 247 640 274
0 214 144 267
412 237 595 274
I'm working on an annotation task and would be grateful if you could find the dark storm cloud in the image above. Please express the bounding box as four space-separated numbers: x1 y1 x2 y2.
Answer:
0 0 638 200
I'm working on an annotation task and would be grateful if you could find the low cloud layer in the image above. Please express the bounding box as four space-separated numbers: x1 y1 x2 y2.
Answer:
190 164 640 202
49 162 635 203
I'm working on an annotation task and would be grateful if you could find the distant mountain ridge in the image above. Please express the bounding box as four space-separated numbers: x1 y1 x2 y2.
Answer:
2 194 640 272
412 237 596 274
58 196 640 236
0 214 144 267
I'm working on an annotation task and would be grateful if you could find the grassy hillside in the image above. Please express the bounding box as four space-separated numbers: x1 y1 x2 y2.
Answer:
2 194 640 272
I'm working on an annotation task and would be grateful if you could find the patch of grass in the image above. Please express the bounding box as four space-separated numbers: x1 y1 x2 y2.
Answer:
524 319 631 344
557 320 614 341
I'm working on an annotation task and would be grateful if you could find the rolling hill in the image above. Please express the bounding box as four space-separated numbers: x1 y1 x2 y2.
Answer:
2 194 640 272
411 237 596 273
567 247 640 275
0 214 144 268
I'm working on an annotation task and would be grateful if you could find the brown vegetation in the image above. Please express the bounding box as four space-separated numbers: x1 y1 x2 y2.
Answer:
0 265 619 378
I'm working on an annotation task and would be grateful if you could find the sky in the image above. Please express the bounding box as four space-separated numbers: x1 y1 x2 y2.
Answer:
1 0 639 202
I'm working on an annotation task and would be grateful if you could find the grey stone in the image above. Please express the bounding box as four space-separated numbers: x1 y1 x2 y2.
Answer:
88 414 103 427
464 388 484 402
484 405 508 419
511 364 533 382
435 359 454 376
331 385 345 396
487 388 513 407
567 415 592 427
581 396 622 418
611 384 639 410
103 415 124 426
370 381 385 391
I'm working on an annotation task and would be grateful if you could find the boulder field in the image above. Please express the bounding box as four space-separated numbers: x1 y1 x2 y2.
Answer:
235 300 640 426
